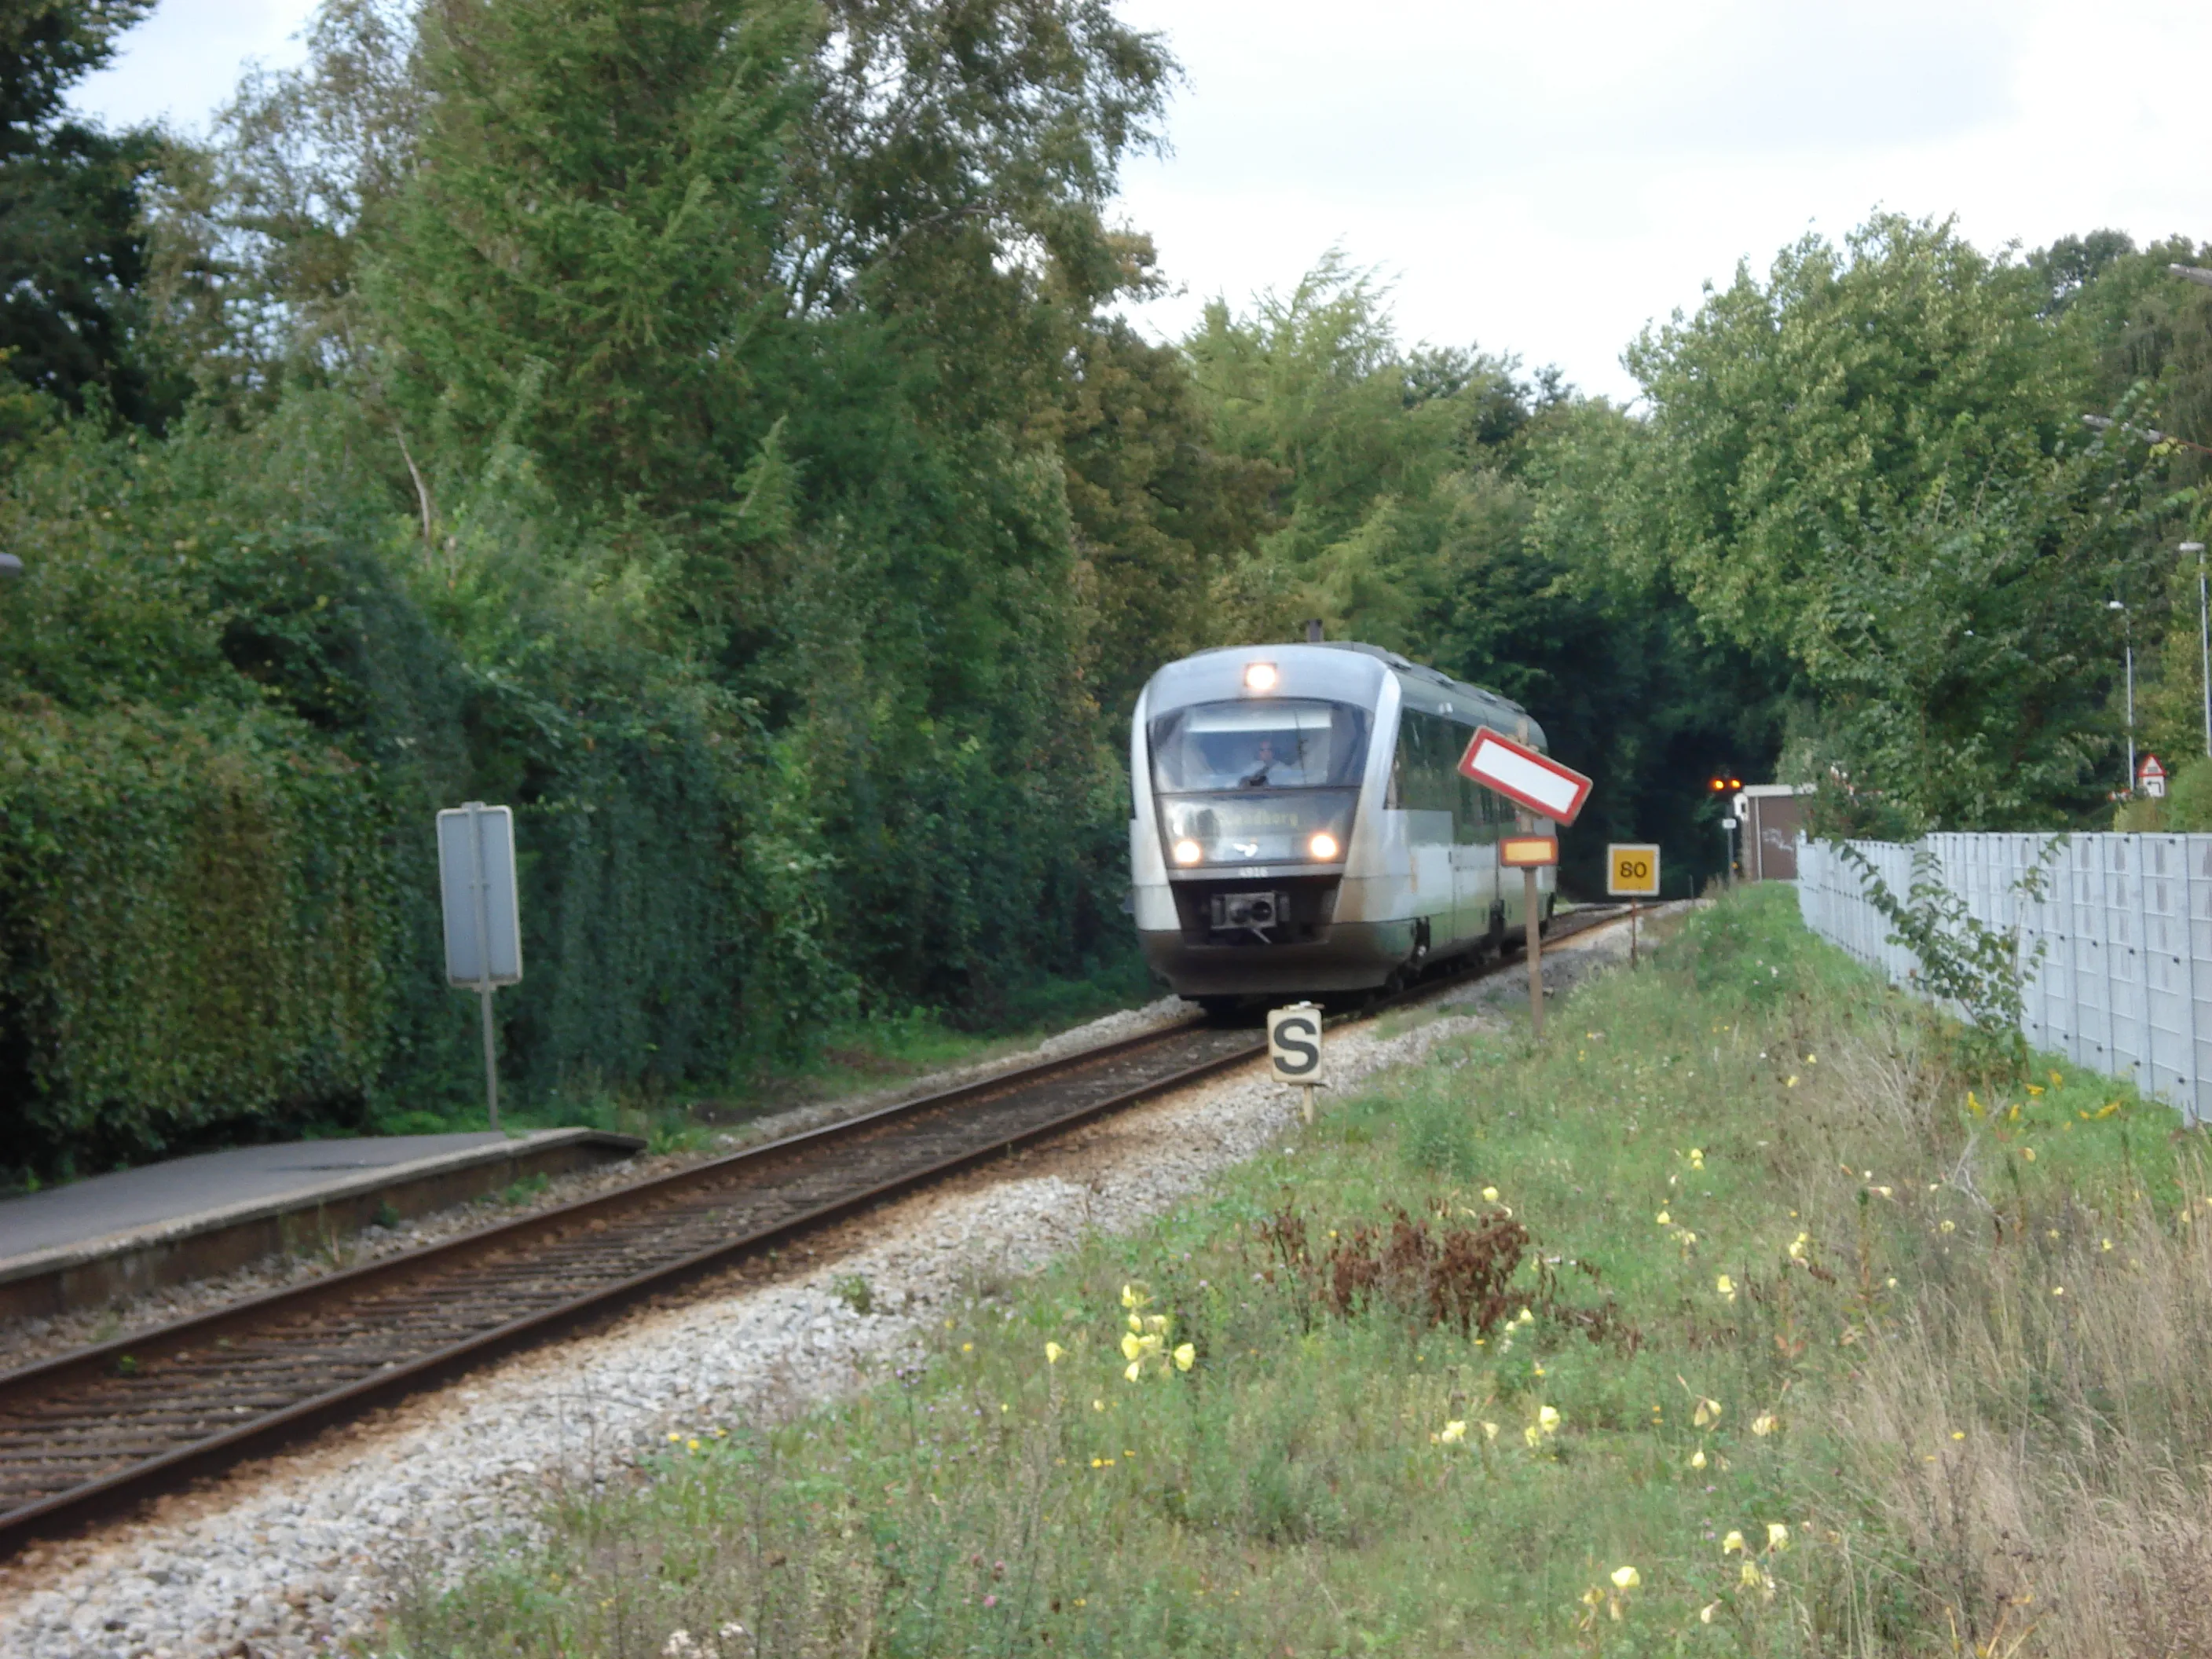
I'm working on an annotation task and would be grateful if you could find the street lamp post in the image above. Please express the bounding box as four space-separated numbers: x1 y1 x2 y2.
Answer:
2111 599 2136 793
2188 541 2211 761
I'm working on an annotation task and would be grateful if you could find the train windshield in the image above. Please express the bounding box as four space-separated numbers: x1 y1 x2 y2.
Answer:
1148 700 1370 793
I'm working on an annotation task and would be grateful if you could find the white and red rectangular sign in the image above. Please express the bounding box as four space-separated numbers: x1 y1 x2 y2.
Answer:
1458 727 1592 826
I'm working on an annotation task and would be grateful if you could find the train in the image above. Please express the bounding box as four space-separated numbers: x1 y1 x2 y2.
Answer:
1128 641 1555 1010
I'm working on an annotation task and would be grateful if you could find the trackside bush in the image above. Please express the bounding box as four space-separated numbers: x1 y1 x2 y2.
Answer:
0 699 393 1166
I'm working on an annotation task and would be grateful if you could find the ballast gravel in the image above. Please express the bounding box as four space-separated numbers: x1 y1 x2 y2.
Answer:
0 921 1635 1659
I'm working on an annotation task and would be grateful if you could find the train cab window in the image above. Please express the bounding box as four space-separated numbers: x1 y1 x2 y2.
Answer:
1149 700 1370 793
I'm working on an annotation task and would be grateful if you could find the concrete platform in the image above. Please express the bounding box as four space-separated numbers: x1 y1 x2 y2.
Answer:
0 1129 646 1322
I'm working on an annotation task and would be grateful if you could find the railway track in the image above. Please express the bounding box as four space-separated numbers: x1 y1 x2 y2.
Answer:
0 905 1628 1553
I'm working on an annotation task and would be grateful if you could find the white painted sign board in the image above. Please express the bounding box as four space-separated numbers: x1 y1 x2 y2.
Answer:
438 804 522 987
1457 727 1593 826
437 801 521 1130
1268 1002 1324 1085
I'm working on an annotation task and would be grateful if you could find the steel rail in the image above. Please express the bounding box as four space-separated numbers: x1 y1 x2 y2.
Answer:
0 904 1629 1553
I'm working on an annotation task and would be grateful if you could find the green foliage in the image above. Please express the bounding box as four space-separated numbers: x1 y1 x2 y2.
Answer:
0 698 392 1166
1627 214 2199 829
0 0 178 425
1834 840 2056 1075
0 0 1192 1179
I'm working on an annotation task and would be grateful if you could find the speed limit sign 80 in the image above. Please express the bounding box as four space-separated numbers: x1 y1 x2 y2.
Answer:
1606 844 1661 899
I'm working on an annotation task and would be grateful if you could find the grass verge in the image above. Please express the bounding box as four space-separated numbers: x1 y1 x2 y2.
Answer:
390 889 2212 1657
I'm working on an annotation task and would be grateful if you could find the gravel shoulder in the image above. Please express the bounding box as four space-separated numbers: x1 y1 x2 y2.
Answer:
0 920 1639 1659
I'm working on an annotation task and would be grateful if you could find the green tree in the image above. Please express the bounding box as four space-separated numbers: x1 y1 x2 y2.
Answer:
0 0 178 427
1626 213 2185 830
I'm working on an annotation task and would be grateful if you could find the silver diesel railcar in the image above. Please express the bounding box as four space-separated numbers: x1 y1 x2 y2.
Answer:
1129 642 1555 1007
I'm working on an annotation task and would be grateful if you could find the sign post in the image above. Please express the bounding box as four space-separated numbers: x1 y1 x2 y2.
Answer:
437 803 522 1130
1459 729 1592 1042
1606 844 1661 967
1500 836 1559 1036
2140 753 2168 799
1268 1002 1325 1122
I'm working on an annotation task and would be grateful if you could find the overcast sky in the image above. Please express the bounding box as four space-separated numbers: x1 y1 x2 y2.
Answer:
71 0 2210 402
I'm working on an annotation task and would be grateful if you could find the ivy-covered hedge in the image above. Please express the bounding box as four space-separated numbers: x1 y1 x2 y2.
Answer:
0 699 394 1166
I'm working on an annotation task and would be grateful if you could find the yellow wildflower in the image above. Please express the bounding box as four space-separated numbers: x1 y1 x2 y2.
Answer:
1174 1343 1195 1371
1694 1397 1722 1428
1120 1284 1141 1309
1716 1274 1737 1302
1751 1412 1777 1436
1967 1090 1983 1117
1699 1602 1721 1624
1741 1559 1766 1588
1120 1333 1142 1361
1939 1220 1956 1235
1766 1522 1789 1552
687 1438 700 1452
1538 1404 1561 1433
1046 1342 1064 1365
1722 1529 1745 1555
1128 1313 1142 1334
1657 1210 1672 1225
1690 1448 1707 1470
1124 1361 1141 1382
2027 1083 2043 1096
1481 1421 1499 1441
1786 1075 1798 1088
1481 1186 1500 1203
1515 1307 1535 1327
1787 1232 1808 1260
1610 1566 1640 1590
1439 1420 1467 1445
1523 1424 1543 1448
2052 1285 2064 1297
1091 1399 1104 1412
666 1432 681 1443
961 1342 972 1353
2023 1148 2036 1163
1689 1148 1705 1168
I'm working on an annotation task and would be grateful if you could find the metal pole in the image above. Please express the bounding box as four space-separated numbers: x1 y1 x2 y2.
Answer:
466 801 500 1130
2192 542 2211 760
1524 866 1543 1040
2126 638 2137 793
1630 901 1639 969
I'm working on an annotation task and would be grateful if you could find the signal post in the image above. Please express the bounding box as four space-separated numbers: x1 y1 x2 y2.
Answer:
1606 844 1661 965
1457 728 1593 1042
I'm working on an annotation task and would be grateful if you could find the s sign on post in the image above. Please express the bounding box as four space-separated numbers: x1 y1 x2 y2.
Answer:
437 803 522 1130
1268 1002 1324 1122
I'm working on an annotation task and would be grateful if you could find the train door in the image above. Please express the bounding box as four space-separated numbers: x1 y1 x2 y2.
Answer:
1393 710 1456 949
1456 764 1501 947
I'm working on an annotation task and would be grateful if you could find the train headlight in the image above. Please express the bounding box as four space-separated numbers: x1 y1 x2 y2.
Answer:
1307 831 1339 861
1243 661 1278 692
1171 837 1204 866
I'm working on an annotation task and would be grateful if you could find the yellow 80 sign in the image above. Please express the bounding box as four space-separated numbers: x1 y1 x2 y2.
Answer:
1606 843 1661 899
